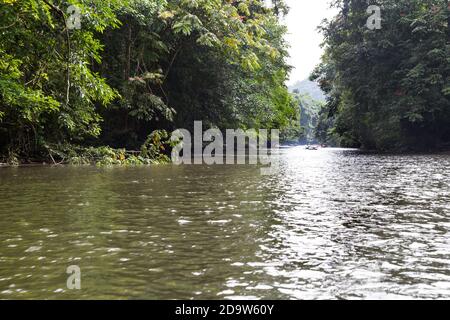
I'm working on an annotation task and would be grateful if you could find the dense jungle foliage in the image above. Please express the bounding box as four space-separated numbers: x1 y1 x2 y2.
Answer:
312 0 450 151
0 0 297 164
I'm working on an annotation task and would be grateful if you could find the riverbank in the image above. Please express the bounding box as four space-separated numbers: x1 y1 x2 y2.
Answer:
0 131 173 167
0 144 170 168
0 152 167 168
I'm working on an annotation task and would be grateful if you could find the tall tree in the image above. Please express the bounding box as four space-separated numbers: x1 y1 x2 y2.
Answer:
313 0 450 150
0 0 122 158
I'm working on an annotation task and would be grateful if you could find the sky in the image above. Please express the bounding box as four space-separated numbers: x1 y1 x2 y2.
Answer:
282 0 338 85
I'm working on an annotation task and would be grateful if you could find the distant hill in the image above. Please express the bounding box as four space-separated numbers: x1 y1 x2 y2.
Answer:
289 79 326 102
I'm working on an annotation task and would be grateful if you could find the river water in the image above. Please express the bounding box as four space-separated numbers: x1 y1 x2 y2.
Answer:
0 147 449 299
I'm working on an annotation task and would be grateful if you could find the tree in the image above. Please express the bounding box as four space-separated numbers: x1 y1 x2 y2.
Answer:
0 0 122 158
0 0 296 161
97 0 295 148
312 0 450 151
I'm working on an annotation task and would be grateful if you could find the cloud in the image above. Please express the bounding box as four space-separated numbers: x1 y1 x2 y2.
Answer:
283 0 338 85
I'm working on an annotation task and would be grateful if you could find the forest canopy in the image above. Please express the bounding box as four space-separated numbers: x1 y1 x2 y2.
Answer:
0 0 296 163
312 0 450 151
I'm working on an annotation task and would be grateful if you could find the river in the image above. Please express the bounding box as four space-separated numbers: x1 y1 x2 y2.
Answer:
0 147 449 299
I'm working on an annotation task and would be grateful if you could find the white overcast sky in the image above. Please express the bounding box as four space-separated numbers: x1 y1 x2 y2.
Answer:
282 0 338 85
